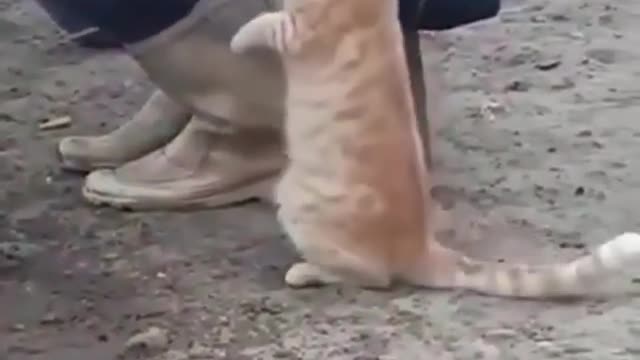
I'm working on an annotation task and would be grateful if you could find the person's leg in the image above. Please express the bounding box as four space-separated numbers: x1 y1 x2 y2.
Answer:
401 0 502 168
416 0 501 31
72 0 286 210
42 0 195 172
403 31 431 168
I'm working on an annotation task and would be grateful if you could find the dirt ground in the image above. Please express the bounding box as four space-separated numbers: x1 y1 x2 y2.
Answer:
2 0 640 359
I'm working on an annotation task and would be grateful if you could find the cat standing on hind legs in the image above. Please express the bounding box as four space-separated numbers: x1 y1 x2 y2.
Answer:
230 0 640 299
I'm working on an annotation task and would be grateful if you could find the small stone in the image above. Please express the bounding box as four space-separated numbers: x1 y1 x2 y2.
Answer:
535 60 562 71
9 323 26 332
164 350 189 360
505 80 531 92
40 312 63 325
471 339 501 359
219 327 234 344
537 341 563 356
586 48 617 65
38 115 72 130
212 348 227 358
576 129 592 137
548 13 570 22
570 31 585 40
218 315 230 326
188 342 213 358
550 77 575 90
598 14 614 25
560 344 591 354
124 326 169 354
0 242 44 266
484 328 518 340
531 15 546 23
101 252 119 261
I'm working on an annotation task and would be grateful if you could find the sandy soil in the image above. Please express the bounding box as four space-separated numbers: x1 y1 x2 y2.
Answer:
2 0 640 359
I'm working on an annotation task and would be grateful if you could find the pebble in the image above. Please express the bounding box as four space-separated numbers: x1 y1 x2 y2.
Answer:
188 342 214 358
471 339 501 359
484 328 518 341
535 60 562 71
40 312 63 325
123 326 170 354
0 241 43 267
576 129 593 137
164 350 189 360
9 323 26 332
550 77 575 90
505 79 532 92
537 341 563 357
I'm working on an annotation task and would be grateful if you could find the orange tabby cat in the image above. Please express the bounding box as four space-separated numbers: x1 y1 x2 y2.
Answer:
230 0 640 298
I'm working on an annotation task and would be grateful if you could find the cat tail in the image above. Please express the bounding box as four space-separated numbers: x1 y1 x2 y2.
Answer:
230 11 299 55
408 232 640 298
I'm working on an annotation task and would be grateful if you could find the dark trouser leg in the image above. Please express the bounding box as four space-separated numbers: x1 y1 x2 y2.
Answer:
399 0 501 169
416 0 501 31
403 31 431 169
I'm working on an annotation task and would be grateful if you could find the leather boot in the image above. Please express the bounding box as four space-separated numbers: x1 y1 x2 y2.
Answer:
58 89 191 171
80 0 285 210
82 118 284 210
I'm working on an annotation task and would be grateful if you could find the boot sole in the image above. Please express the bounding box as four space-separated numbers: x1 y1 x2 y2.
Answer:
81 176 277 211
60 158 121 173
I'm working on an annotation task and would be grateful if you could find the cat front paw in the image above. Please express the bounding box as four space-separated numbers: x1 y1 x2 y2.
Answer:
230 13 272 53
284 262 342 288
230 26 253 54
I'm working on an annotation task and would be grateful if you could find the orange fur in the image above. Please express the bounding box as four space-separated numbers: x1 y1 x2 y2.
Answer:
230 0 640 298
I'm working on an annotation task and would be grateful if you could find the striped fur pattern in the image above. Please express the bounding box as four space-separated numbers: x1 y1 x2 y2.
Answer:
230 0 640 298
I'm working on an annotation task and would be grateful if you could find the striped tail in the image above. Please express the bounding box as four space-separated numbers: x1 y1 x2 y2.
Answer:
418 232 640 298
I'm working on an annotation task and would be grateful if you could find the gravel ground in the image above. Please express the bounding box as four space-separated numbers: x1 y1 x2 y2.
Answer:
2 0 640 359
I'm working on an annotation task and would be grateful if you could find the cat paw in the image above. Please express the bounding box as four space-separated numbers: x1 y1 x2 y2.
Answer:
284 262 342 288
230 13 273 53
230 28 251 54
607 232 640 260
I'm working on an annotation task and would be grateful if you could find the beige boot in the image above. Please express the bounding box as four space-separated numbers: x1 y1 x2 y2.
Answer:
82 118 284 210
79 0 285 210
58 89 191 171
